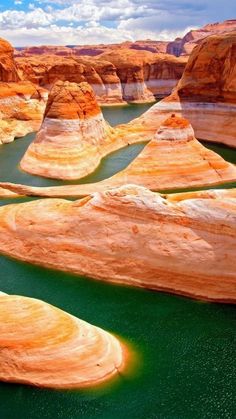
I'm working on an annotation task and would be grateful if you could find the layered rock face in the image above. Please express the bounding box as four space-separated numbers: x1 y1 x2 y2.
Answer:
125 32 236 147
0 82 47 144
0 293 125 389
0 186 235 302
15 40 169 57
16 50 186 104
167 19 236 56
16 55 124 104
98 50 187 101
0 38 47 143
3 115 235 197
0 38 19 82
20 80 132 179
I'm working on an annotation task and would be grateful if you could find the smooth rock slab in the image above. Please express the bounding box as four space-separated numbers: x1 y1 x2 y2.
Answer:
0 185 235 302
0 293 125 389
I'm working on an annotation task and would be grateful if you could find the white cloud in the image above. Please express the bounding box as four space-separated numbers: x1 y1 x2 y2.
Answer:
0 23 190 47
0 0 235 46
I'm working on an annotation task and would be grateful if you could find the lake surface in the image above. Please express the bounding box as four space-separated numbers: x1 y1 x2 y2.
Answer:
0 104 236 419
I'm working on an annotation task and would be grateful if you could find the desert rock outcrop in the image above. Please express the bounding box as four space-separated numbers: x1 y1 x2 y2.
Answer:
0 38 19 82
167 19 236 56
19 80 131 179
16 51 186 104
0 186 235 302
0 81 47 144
0 38 47 143
124 32 236 147
3 115 236 196
0 292 125 389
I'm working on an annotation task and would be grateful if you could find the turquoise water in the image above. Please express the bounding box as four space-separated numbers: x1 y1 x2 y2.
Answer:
0 104 236 419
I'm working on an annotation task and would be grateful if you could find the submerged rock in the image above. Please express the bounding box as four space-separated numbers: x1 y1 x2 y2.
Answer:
0 185 235 302
0 292 125 389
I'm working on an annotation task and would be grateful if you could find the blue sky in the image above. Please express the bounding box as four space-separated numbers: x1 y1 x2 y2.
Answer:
0 0 235 46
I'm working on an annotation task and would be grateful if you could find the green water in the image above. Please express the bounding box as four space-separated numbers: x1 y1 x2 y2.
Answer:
0 104 236 419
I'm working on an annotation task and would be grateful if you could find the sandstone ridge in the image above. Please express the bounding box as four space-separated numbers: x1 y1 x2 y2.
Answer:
0 186 235 303
0 292 125 389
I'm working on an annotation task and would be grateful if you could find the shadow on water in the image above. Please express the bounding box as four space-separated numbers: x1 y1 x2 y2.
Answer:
0 103 236 419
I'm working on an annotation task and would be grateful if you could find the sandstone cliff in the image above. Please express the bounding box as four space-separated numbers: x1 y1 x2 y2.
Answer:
19 80 133 179
123 32 236 147
15 50 187 104
0 292 125 389
0 38 19 82
0 81 47 144
167 19 236 56
0 38 47 143
0 186 235 302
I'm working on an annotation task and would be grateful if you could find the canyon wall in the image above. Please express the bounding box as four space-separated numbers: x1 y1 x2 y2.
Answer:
124 32 236 147
0 38 47 143
167 19 236 56
16 51 187 104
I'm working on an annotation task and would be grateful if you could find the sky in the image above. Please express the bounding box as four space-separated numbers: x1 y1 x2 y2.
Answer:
0 0 235 46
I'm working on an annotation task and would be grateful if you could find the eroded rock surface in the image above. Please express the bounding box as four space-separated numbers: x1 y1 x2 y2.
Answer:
124 32 236 147
0 186 235 302
19 80 133 179
0 292 125 389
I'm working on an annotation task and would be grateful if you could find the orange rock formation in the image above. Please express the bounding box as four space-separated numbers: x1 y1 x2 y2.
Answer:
19 80 133 179
0 186 235 303
0 81 47 144
15 51 186 104
0 292 125 389
0 38 19 82
0 38 47 143
167 19 236 56
123 32 236 147
3 115 235 196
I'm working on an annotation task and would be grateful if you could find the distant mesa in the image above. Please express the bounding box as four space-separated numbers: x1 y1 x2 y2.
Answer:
0 292 125 389
0 186 235 302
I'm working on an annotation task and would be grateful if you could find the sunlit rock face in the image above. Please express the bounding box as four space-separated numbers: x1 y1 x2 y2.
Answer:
0 38 47 143
124 32 236 147
0 185 235 303
97 49 187 101
70 115 236 193
0 293 125 389
5 115 235 197
167 19 236 56
0 38 19 82
20 80 128 179
16 50 186 104
0 82 47 144
16 55 124 105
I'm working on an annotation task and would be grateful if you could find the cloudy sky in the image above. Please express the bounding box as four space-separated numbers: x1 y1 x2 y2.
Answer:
0 0 235 46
